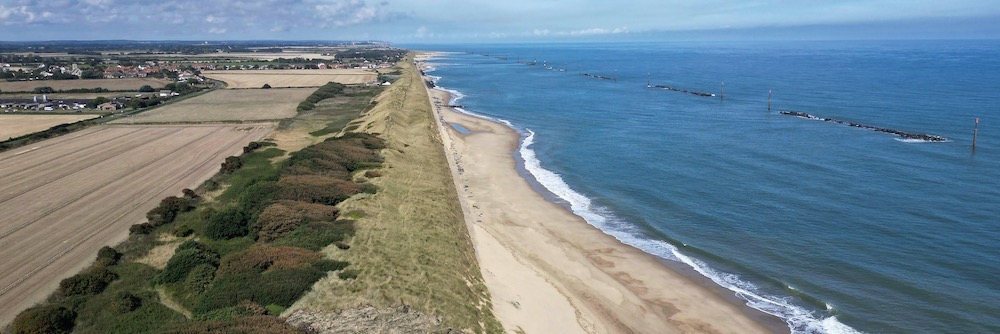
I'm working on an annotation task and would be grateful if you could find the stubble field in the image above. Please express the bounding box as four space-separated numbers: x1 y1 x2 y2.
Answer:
0 123 274 327
0 78 171 92
0 114 100 140
111 88 313 124
203 69 377 89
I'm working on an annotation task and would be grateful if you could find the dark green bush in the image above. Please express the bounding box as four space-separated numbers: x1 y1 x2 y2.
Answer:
158 246 219 284
237 181 279 221
205 207 249 240
129 222 154 235
95 246 121 267
11 305 76 334
196 267 325 314
146 196 192 226
275 220 354 251
57 268 118 297
220 156 243 174
184 263 217 294
111 291 142 313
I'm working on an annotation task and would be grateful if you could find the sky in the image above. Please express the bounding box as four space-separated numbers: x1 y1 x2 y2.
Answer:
1 0 999 42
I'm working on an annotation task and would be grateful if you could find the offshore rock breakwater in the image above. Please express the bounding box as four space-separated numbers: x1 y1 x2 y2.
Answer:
780 111 948 142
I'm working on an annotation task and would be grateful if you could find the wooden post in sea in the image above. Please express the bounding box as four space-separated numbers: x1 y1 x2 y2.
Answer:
721 81 725 101
973 118 979 149
768 90 772 112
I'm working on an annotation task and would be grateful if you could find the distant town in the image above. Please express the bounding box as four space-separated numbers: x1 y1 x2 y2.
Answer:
0 41 405 112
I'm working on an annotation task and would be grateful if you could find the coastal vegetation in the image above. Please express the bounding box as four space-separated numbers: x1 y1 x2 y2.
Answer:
4 51 501 333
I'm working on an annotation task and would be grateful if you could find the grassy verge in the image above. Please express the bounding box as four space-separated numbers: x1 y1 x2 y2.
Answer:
292 53 503 333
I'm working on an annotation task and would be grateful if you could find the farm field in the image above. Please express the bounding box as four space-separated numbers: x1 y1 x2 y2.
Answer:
0 114 100 140
111 88 313 124
0 123 274 327
0 91 143 100
0 78 170 92
203 69 376 88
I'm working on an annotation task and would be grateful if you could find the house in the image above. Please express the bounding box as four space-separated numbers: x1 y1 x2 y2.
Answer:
97 102 117 110
317 63 328 69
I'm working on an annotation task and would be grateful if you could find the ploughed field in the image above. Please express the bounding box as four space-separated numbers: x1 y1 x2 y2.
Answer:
203 69 377 89
0 123 273 327
0 78 170 92
110 88 313 124
0 114 99 140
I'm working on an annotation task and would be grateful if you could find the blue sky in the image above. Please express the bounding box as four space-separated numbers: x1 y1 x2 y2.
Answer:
1 0 998 42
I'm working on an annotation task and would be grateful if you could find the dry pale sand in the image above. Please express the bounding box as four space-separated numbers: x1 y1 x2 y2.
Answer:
422 59 781 333
0 123 274 328
0 114 98 140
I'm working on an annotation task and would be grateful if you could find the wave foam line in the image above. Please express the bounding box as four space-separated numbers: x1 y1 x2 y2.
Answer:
518 129 865 334
424 58 864 334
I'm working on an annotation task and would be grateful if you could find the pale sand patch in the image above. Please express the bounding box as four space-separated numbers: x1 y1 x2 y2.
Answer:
136 234 186 270
423 65 779 333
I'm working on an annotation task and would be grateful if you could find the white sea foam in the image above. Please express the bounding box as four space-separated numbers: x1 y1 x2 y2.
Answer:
518 128 866 334
430 60 864 334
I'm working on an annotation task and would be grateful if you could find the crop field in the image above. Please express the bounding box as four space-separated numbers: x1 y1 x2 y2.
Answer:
0 78 170 92
0 123 274 327
0 92 143 99
111 88 314 124
0 114 100 140
203 69 377 89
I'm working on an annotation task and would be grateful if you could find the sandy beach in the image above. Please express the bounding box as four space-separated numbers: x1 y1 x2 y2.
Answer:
417 53 784 333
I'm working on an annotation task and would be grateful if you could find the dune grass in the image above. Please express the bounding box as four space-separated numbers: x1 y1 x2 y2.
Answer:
291 54 502 333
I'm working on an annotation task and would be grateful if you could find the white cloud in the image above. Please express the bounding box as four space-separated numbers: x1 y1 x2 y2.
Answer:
528 27 628 37
414 26 432 38
0 0 401 33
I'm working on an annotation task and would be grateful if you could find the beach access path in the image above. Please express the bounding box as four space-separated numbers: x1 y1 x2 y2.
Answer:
419 54 782 333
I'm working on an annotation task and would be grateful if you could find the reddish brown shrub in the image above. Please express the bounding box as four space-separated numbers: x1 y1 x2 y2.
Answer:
276 175 360 205
217 246 323 275
255 200 339 242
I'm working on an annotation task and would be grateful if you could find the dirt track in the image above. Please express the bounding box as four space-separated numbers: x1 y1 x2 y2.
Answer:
0 124 273 327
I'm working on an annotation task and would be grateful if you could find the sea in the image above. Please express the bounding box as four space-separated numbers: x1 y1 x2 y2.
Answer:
404 40 1000 334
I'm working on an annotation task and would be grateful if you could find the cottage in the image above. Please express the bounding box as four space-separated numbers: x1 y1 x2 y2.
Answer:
97 102 116 110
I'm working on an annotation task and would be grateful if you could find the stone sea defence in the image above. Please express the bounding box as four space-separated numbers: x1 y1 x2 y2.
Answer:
780 111 947 142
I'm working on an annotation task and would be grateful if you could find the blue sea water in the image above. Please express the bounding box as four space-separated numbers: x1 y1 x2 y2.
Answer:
405 41 1000 334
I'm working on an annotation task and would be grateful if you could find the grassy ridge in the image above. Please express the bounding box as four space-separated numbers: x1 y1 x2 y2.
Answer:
292 54 503 333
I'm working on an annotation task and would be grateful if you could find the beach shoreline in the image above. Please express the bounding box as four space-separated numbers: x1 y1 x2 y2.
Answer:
416 52 788 333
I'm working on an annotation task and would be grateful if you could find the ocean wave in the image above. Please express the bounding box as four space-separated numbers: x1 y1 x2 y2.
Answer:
429 58 863 334
518 129 864 334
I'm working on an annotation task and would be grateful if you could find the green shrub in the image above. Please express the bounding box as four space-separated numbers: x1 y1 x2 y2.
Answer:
196 267 325 313
364 170 382 178
216 246 322 275
57 268 118 297
129 222 154 235
205 207 249 240
158 246 219 284
95 246 122 267
146 196 192 226
275 220 354 251
220 156 243 174
237 181 278 221
184 263 217 294
11 305 76 334
111 291 142 313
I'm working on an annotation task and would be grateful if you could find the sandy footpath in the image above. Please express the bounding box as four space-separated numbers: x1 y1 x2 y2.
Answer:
418 54 780 334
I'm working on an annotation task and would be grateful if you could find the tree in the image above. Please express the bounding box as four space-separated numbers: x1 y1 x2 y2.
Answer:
138 84 155 92
261 83 272 89
86 96 109 109
33 86 56 94
11 305 76 334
